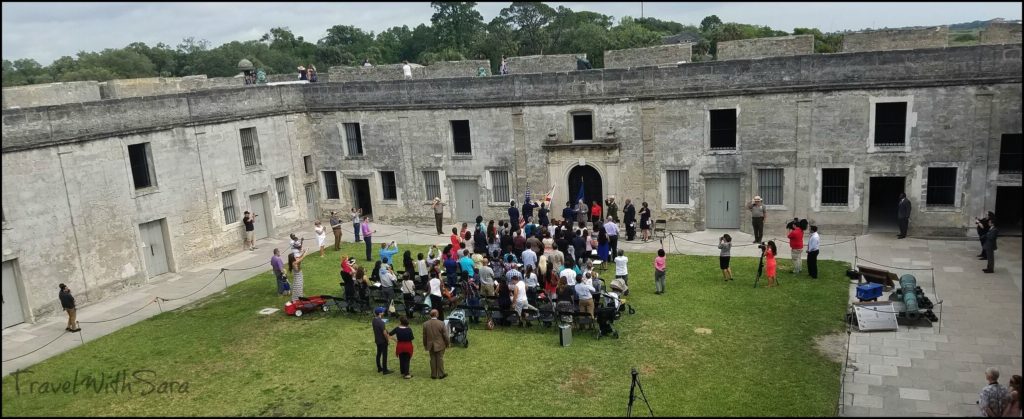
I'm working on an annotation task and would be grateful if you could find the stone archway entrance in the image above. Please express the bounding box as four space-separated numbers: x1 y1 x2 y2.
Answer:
567 165 603 210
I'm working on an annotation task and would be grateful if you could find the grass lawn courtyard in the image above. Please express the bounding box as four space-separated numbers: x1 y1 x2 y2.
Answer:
2 241 850 416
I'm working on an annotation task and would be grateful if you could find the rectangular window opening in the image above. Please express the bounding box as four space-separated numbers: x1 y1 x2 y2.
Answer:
239 127 261 167
381 171 397 200
491 171 510 202
451 120 472 154
999 133 1022 174
572 113 593 141
821 168 849 206
275 176 290 208
222 190 237 224
303 155 313 174
709 109 737 150
323 171 340 200
758 169 784 205
874 102 907 146
424 171 441 201
128 142 156 189
344 123 363 156
666 170 689 204
926 167 957 206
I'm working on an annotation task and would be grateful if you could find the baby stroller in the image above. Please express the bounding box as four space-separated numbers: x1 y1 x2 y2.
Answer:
596 292 623 339
446 309 470 348
610 277 629 296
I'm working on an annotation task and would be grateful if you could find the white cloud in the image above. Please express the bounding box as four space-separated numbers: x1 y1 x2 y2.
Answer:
2 2 1020 65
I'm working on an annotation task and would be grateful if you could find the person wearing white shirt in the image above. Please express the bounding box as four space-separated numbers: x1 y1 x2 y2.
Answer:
604 217 620 263
402 60 412 79
521 247 537 270
574 280 596 318
379 264 397 304
512 276 537 319
614 249 629 286
560 266 577 286
807 225 821 279
428 274 443 317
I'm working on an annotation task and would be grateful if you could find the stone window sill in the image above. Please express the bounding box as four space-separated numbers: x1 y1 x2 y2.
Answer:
244 165 264 174
133 187 160 198
452 154 473 160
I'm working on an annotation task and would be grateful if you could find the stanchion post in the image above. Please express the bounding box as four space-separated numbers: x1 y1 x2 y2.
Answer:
77 326 85 345
222 269 228 292
156 297 163 313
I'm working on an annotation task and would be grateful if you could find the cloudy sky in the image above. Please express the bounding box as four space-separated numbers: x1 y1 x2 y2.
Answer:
3 2 1020 65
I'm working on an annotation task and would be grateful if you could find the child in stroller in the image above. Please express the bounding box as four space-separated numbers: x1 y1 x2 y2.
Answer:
446 309 470 348
596 291 623 339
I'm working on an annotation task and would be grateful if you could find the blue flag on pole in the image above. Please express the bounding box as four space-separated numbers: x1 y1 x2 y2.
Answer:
576 178 585 204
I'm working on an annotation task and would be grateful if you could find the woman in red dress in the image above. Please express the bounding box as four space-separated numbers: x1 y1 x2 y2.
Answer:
765 240 778 288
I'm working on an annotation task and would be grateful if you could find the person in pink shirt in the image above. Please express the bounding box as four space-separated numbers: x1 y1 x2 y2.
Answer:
653 245 667 294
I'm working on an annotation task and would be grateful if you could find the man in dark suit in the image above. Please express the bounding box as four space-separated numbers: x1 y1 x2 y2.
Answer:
982 219 998 273
422 309 450 379
976 211 994 259
623 199 636 241
896 193 911 239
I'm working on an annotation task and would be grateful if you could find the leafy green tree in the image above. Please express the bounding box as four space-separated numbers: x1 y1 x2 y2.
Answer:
430 2 484 56
499 2 556 55
635 17 687 35
609 17 663 51
471 16 519 72
700 15 722 34
793 28 843 53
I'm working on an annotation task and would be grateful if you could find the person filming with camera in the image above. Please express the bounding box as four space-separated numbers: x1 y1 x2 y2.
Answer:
786 219 804 275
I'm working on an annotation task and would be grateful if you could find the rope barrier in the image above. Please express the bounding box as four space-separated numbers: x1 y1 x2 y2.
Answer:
157 270 226 302
2 330 69 363
222 261 270 272
78 298 158 324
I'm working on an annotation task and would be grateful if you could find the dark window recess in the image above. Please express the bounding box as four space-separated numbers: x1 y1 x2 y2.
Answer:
323 171 340 199
572 113 593 141
128 143 154 189
344 123 363 156
999 133 1022 174
874 102 907 146
926 167 957 206
758 169 784 205
423 171 441 201
821 168 849 206
303 155 313 174
381 171 397 200
709 109 737 149
240 127 261 167
451 120 472 154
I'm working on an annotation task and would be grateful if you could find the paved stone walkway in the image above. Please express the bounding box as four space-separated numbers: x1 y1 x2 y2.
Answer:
2 222 1020 418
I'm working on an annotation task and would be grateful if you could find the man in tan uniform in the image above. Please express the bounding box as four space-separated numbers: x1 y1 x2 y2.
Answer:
422 309 450 379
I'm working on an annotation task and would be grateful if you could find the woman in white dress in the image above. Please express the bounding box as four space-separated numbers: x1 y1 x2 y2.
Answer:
314 220 327 257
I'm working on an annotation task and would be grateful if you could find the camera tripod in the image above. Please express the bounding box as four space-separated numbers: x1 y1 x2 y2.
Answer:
752 244 779 288
626 367 654 417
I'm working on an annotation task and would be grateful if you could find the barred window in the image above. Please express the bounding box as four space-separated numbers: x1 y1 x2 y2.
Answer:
999 133 1022 174
344 123 363 156
710 109 737 149
275 176 290 208
758 169 784 205
424 171 441 201
874 102 907 146
451 121 472 154
666 170 689 204
491 170 510 202
821 169 849 206
222 190 237 224
926 167 956 206
381 171 397 200
323 171 339 199
239 127 261 167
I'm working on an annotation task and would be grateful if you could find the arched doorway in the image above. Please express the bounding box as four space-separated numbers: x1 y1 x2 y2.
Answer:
567 165 603 211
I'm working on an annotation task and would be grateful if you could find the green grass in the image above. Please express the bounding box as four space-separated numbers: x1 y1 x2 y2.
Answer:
2 242 849 416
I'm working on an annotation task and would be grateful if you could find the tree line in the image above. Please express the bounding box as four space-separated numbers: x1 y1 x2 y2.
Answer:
2 2 845 87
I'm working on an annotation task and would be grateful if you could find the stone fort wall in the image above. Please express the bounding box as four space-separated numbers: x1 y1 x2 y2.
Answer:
716 35 814 60
604 43 692 69
980 22 1023 45
2 81 101 109
842 26 949 52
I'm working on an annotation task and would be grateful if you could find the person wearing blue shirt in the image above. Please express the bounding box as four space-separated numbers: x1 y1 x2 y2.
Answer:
379 241 399 266
806 226 820 279
562 201 576 222
458 250 475 279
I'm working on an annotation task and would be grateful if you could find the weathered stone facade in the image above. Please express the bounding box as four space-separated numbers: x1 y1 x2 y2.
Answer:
505 54 580 74
604 43 692 69
842 26 949 52
2 81 101 109
980 22 1023 45
716 35 814 60
2 43 1021 324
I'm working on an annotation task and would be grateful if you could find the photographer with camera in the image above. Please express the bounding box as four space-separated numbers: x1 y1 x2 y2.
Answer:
975 211 995 260
718 234 733 281
243 211 258 251
786 219 804 274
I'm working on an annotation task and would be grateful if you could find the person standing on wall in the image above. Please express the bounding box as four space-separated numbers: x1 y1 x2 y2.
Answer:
402 61 413 80
748 196 765 244
432 197 445 235
243 211 258 251
623 198 636 241
330 211 343 251
806 226 820 279
897 192 911 239
58 284 80 332
361 216 375 262
500 56 509 75
351 208 362 243
982 219 998 274
372 307 394 375
422 309 449 379
786 220 804 274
